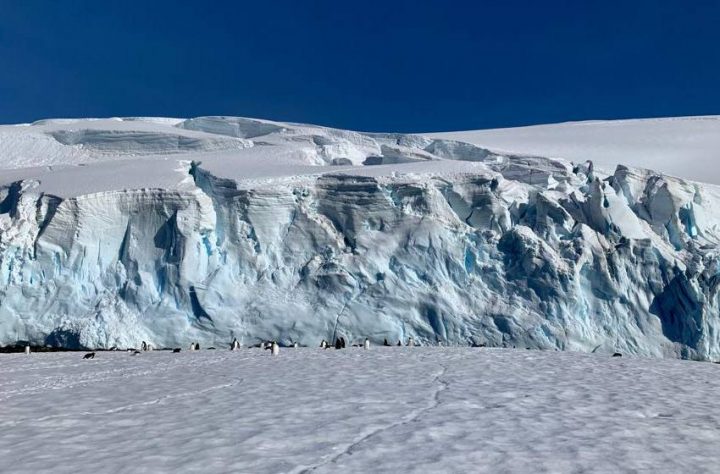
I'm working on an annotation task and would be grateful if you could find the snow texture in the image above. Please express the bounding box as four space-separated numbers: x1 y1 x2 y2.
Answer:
2 116 720 359
2 348 720 473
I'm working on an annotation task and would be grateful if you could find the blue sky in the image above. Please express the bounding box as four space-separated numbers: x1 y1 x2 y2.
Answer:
1 0 718 131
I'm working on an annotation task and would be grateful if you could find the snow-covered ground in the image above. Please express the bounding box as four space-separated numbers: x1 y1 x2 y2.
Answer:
2 348 720 473
3 115 720 195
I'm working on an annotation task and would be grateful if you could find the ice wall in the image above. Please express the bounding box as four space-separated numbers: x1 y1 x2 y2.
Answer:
2 118 720 359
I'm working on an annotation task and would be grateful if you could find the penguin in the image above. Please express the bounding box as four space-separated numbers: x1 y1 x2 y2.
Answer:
397 340 402 346
172 348 181 353
407 337 414 347
195 343 200 351
231 338 240 351
320 340 328 349
335 338 342 350
340 337 346 349
83 352 95 359
383 338 390 346
147 344 153 351
189 343 196 351
612 352 622 357
141 341 148 351
24 345 30 355
364 338 370 350
271 341 279 356
131 350 140 356
293 342 299 348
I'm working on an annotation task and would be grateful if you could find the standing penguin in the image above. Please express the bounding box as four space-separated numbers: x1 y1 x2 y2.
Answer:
383 339 390 346
340 337 347 349
24 345 31 355
397 340 402 346
335 338 342 350
320 340 328 349
407 337 414 347
141 341 148 351
271 341 279 356
293 342 299 348
364 338 370 350
231 338 240 351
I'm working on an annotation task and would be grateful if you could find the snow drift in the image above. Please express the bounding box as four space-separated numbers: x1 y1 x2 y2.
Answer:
2 116 720 359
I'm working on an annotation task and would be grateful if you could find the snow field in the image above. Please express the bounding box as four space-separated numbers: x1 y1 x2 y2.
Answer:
2 348 720 473
431 116 720 184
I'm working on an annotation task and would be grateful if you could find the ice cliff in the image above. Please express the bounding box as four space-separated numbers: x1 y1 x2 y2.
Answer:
2 116 720 359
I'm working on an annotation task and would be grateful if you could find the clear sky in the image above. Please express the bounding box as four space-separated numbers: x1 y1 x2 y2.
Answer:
1 0 718 132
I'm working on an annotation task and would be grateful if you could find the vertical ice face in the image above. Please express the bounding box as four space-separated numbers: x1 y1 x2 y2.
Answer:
1 117 720 359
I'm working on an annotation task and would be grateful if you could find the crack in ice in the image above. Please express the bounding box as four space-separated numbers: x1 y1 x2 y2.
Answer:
295 362 449 473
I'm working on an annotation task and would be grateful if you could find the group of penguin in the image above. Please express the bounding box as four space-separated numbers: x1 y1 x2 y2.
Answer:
319 337 367 350
383 337 415 347
174 336 413 354
320 337 416 349
76 336 417 359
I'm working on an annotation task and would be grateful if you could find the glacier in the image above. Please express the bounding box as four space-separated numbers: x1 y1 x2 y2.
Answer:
2 116 720 359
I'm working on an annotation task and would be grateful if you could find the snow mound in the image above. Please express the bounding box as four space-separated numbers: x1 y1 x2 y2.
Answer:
49 129 250 155
0 118 251 169
177 116 288 139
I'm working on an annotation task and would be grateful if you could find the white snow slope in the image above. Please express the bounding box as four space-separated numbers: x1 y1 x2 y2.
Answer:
2 348 720 473
2 116 720 358
431 116 720 185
